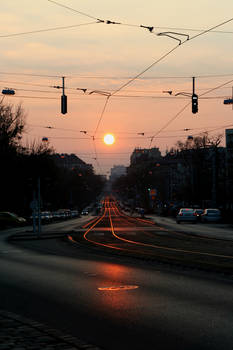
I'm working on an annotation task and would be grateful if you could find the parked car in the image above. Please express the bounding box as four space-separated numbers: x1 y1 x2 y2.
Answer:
0 212 26 228
52 211 62 220
71 210 79 218
55 209 71 220
176 208 197 224
41 211 53 222
30 211 53 223
81 209 89 215
201 209 222 223
194 209 204 221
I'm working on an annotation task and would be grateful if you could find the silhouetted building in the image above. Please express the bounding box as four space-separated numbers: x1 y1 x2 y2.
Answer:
110 165 127 181
51 153 93 172
130 147 162 165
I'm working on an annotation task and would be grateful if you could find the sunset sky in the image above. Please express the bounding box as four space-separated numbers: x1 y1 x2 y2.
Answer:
1 0 233 175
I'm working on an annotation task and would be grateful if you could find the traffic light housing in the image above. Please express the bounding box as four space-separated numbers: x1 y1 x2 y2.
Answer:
61 95 67 114
192 93 198 114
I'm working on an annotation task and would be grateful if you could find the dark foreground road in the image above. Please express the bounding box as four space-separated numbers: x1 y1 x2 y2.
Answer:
1 226 233 350
1 197 233 350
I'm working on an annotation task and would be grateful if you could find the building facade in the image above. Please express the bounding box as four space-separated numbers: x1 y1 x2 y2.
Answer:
109 165 127 182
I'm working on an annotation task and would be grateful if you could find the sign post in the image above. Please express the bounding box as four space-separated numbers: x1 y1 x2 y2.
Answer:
30 191 38 234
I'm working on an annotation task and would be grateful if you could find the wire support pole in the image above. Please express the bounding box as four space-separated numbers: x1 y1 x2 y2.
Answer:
62 76 65 96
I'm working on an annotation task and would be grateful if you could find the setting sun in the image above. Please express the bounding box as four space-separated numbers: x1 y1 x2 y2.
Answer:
103 134 115 145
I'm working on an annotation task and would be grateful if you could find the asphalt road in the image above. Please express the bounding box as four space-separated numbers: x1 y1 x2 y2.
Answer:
1 213 233 349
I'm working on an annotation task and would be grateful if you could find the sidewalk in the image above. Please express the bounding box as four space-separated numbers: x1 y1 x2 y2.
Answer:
0 217 103 350
0 309 102 350
147 214 233 241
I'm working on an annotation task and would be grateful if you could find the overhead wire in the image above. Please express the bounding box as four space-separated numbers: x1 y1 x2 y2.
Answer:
0 71 63 78
0 21 98 38
189 17 233 41
149 77 233 148
3 92 232 101
47 0 233 37
62 73 233 79
199 78 233 97
93 95 111 138
0 0 228 40
47 0 99 21
27 122 233 135
192 124 233 136
1 73 233 86
26 131 231 141
148 102 191 148
111 44 180 96
5 2 233 171
111 17 233 96
91 137 103 173
91 15 233 147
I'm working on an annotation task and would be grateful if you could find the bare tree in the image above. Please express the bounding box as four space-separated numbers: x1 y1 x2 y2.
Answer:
0 101 26 153
22 139 55 156
175 132 223 151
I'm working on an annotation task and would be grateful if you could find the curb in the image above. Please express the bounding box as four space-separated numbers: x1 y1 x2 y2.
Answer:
7 232 66 241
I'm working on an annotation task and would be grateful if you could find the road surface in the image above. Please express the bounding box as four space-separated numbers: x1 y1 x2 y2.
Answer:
1 199 233 349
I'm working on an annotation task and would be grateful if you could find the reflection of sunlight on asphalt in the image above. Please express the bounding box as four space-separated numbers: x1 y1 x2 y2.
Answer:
98 285 139 291
94 263 140 312
99 263 131 280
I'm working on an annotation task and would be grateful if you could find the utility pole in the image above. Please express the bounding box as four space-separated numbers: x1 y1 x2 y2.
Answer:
211 148 217 208
37 177 42 237
32 190 37 234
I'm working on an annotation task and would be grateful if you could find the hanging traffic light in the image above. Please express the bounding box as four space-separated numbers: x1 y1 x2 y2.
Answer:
191 77 198 114
192 93 198 114
60 77 67 114
61 94 67 114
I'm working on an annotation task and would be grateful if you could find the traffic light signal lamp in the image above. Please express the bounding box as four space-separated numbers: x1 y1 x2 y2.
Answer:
61 77 67 114
61 94 67 114
192 77 198 114
192 93 198 114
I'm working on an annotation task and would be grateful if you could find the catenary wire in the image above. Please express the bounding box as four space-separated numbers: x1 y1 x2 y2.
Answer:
148 102 191 148
47 0 233 36
149 77 233 148
47 0 99 21
93 96 111 137
90 16 233 141
0 71 63 78
1 73 233 83
112 17 233 96
4 4 232 169
4 92 232 101
0 21 98 38
27 122 233 135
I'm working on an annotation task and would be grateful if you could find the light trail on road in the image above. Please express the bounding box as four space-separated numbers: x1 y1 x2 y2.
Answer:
68 197 233 273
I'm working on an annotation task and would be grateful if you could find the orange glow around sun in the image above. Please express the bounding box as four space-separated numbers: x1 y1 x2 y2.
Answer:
103 134 115 145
